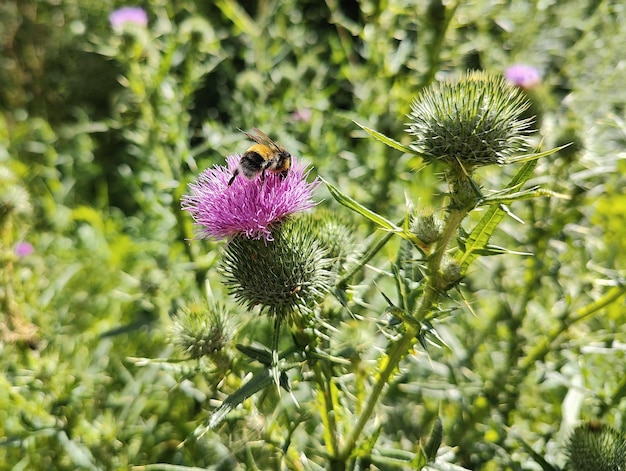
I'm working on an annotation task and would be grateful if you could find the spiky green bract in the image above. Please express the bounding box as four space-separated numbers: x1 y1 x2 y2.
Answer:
565 422 626 471
221 217 332 320
303 210 362 271
171 301 234 359
407 71 533 170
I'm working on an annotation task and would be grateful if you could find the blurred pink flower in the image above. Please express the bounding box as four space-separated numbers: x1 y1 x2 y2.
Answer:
182 155 320 242
291 108 312 123
15 242 34 257
504 64 541 89
109 7 148 29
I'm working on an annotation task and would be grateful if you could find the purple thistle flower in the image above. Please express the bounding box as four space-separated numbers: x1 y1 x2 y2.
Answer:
15 242 34 257
109 7 148 29
504 64 541 89
182 155 320 242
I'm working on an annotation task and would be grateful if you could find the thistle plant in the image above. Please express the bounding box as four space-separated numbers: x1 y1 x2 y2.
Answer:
171 72 567 470
8 1 626 468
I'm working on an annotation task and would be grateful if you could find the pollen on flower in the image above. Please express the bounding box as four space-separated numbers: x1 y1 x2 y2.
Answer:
182 155 320 242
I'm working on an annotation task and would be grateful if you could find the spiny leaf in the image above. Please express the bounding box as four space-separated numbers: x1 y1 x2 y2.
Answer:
323 179 426 249
470 245 533 257
236 343 273 365
507 143 572 164
195 368 273 435
505 159 538 187
425 417 443 462
456 160 537 272
354 121 418 155
456 203 506 272
323 178 398 231
480 187 570 206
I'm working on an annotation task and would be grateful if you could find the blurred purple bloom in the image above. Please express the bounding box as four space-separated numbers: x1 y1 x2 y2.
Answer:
15 242 34 257
182 155 320 242
109 7 148 29
291 108 312 123
505 64 541 89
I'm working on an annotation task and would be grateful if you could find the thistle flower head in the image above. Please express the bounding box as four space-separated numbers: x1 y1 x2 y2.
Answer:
182 155 320 242
566 422 626 471
221 217 332 320
407 71 533 170
109 7 148 29
505 64 541 89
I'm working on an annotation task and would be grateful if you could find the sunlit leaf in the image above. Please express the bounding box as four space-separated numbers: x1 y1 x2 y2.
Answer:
236 342 273 365
456 160 537 272
323 178 399 231
195 368 273 435
425 417 443 462
506 143 572 164
323 179 427 250
354 121 418 155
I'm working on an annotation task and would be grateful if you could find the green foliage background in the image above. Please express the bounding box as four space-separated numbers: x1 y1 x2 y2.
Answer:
1 0 625 469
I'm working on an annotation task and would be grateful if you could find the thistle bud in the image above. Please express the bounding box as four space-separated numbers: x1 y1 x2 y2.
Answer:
171 301 234 359
410 212 442 247
304 210 362 271
441 259 463 290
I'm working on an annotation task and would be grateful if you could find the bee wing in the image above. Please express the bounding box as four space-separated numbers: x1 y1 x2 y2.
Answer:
237 128 258 144
240 128 281 151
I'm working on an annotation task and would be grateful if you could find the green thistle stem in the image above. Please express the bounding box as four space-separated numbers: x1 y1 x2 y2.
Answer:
271 317 282 392
519 285 626 373
427 207 467 295
337 325 418 462
338 195 468 462
314 362 340 458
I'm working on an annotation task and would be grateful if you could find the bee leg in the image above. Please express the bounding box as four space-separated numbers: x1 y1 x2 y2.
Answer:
227 169 239 186
260 169 266 183
279 169 289 180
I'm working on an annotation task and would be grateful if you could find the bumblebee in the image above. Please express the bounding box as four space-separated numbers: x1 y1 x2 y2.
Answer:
227 128 292 186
